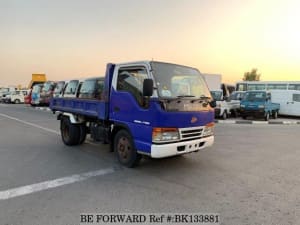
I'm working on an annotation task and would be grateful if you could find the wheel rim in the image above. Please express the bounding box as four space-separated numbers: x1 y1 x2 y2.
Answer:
117 136 131 163
62 122 70 140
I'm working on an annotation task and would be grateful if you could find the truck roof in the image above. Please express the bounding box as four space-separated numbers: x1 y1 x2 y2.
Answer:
115 61 199 70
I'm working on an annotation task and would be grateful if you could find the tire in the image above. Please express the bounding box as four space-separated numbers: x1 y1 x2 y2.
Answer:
231 109 237 118
242 115 247 119
60 117 80 146
222 111 227 120
114 130 141 167
78 124 87 145
273 111 278 119
265 112 270 121
14 99 20 104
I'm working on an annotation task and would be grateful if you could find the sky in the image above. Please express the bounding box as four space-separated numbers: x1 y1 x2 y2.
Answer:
0 0 300 87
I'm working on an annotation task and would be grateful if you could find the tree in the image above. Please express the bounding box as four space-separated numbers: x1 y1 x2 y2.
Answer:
243 68 261 81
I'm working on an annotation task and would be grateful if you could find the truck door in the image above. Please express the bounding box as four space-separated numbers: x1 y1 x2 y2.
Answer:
110 64 151 122
288 92 300 116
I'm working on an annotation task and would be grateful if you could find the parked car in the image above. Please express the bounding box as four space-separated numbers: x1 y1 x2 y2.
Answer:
210 90 235 119
39 81 57 106
240 91 280 121
31 84 43 106
8 90 29 104
24 89 32 104
229 91 246 115
269 90 300 117
0 88 9 102
2 92 12 103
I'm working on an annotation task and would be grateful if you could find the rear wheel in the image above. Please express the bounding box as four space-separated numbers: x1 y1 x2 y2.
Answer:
114 130 141 167
242 115 247 119
265 112 270 121
14 99 20 104
60 117 80 146
78 124 87 145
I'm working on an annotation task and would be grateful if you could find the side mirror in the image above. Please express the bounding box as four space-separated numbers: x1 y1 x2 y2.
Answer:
209 100 217 108
143 79 153 97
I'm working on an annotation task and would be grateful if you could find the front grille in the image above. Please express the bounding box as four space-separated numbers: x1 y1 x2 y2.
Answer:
179 127 203 140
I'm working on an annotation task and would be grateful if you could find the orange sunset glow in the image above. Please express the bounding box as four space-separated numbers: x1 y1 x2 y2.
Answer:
1 0 299 87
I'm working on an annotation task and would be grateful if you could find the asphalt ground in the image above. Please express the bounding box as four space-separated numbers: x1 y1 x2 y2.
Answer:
0 104 299 225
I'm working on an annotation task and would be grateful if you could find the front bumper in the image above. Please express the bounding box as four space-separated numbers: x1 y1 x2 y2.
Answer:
150 135 214 158
240 109 265 117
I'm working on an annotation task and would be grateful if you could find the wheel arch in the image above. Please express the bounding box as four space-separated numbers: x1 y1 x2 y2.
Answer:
110 122 133 152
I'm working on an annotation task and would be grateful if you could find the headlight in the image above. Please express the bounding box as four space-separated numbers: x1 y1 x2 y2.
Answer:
152 127 179 143
240 104 245 108
258 105 265 108
202 122 214 137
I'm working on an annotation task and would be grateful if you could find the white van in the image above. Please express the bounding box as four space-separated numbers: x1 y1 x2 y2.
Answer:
210 90 237 119
6 90 29 104
270 90 300 116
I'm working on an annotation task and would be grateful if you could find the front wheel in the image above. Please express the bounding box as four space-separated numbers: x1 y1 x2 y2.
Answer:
114 130 141 167
265 112 270 121
273 111 278 119
14 99 21 104
222 111 227 120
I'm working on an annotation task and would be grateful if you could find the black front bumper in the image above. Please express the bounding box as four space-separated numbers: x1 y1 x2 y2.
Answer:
240 109 265 118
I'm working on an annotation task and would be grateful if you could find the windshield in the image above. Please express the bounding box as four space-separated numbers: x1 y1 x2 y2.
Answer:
230 92 245 100
150 62 211 99
244 92 266 101
54 82 65 94
32 85 41 93
210 91 223 101
43 82 55 92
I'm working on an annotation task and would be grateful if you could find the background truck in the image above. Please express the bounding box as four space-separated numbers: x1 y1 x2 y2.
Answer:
240 91 280 121
50 61 216 167
210 90 238 119
28 73 47 89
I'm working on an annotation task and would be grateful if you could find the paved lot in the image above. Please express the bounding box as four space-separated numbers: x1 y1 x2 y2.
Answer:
0 104 299 225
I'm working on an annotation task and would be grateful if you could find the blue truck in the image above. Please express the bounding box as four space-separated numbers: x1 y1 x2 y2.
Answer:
240 90 280 121
50 61 216 167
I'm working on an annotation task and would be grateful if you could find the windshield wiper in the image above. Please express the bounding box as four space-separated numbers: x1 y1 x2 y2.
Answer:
176 95 195 98
199 95 211 100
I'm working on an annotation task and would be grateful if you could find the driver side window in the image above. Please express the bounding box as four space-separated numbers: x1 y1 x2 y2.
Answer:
117 67 148 107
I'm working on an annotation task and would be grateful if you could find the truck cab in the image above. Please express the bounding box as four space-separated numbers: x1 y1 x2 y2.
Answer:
240 91 280 121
